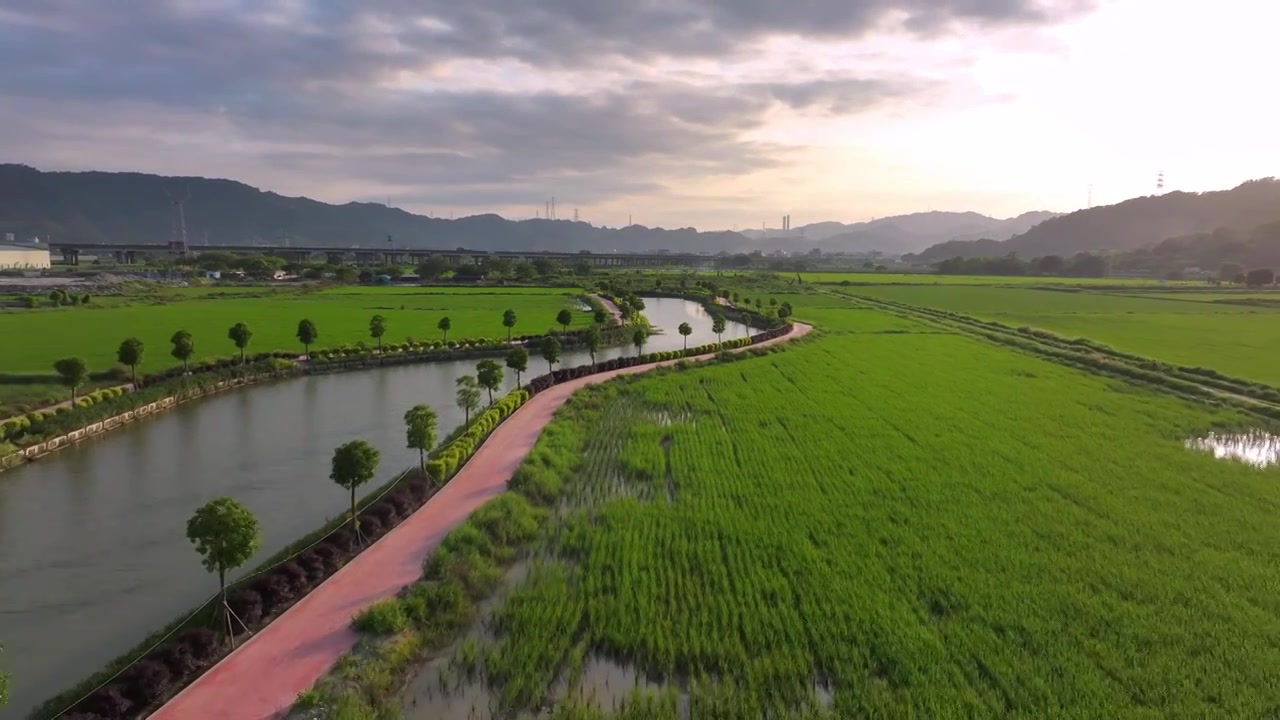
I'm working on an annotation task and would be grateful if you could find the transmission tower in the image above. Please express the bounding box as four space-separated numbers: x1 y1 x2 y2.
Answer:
1156 171 1165 194
166 187 191 256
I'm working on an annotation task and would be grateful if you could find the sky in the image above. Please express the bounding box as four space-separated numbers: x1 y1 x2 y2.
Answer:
0 0 1275 231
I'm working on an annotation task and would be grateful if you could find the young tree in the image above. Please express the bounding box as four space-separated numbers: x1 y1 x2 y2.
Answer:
0 642 8 707
506 347 529 388
556 308 573 333
593 307 609 326
476 359 504 404
540 335 562 372
677 321 693 350
368 314 387 351
769 297 778 307
296 319 318 358
712 315 726 343
186 497 261 639
438 316 452 343
631 327 647 357
584 325 602 366
778 304 793 321
53 356 88 402
116 337 144 387
330 440 380 539
228 322 253 364
502 309 518 341
170 330 195 373
403 404 437 474
455 375 482 424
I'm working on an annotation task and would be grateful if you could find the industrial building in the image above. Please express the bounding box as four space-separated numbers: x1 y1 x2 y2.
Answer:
0 243 52 270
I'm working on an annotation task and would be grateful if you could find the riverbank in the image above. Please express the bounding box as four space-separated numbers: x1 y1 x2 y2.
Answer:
148 320 806 720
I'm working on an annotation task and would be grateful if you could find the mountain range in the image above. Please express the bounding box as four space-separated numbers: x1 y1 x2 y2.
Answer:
4 164 1276 263
2 164 1060 256
907 178 1280 264
740 211 1061 255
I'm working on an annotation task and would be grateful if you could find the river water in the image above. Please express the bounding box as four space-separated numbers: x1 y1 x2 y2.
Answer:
0 298 751 719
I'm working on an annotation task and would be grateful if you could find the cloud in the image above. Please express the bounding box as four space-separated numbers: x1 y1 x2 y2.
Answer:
0 0 1097 221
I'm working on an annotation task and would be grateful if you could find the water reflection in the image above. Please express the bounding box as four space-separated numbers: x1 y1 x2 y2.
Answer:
0 297 751 718
1185 431 1280 467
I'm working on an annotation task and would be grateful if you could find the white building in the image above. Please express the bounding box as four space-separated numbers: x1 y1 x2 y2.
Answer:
0 243 51 270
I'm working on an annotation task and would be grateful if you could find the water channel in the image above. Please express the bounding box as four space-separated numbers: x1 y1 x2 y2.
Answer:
0 298 752 719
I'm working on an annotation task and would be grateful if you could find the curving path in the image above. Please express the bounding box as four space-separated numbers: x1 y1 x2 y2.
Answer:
149 318 811 720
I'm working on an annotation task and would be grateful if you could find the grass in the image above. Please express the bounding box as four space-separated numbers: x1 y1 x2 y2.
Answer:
844 284 1280 385
796 271 1206 287
0 285 591 374
395 299 1280 718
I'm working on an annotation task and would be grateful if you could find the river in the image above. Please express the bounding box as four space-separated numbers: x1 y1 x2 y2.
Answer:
0 298 752 719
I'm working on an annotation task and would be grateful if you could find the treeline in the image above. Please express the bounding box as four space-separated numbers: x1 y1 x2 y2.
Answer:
935 252 1108 277
166 250 597 282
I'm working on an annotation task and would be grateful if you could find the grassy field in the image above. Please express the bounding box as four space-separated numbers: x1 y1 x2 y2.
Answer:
0 286 591 375
795 271 1206 287
843 285 1280 386
434 296 1280 719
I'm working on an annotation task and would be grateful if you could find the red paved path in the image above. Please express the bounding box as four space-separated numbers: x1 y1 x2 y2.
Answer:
150 319 811 720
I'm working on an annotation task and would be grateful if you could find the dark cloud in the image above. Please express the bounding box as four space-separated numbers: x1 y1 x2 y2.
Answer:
0 0 1094 214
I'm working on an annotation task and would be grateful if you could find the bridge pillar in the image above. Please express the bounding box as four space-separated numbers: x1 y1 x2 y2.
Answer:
325 252 345 266
61 248 80 266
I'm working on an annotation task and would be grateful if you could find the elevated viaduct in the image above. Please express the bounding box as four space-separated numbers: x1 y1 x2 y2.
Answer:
48 243 718 269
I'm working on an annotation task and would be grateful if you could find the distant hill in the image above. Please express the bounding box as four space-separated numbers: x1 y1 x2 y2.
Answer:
0 164 750 253
740 211 1060 255
909 178 1280 263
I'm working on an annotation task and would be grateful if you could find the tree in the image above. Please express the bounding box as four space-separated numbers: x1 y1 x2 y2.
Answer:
170 330 195 372
712 315 726 343
455 375 482 424
369 314 387 351
1 642 8 707
584 325 602 366
1247 268 1276 287
476 359 504 404
416 256 451 280
506 347 529 388
514 261 537 280
296 319 318 358
186 497 261 638
677 322 693 350
403 405 437 474
593 307 609 326
330 440 380 539
502 309 518 341
632 327 647 357
228 322 253 364
438 316 452 342
540 335 562 372
556 308 573 334
53 356 88 402
117 337 144 387
1219 262 1245 283
778 304 793 321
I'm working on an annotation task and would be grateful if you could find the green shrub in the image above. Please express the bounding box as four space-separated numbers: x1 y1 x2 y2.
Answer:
352 599 408 635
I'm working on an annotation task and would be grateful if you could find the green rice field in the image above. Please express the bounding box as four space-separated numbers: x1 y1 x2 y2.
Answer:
389 291 1280 719
0 286 591 375
841 284 1280 385
796 271 1204 287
